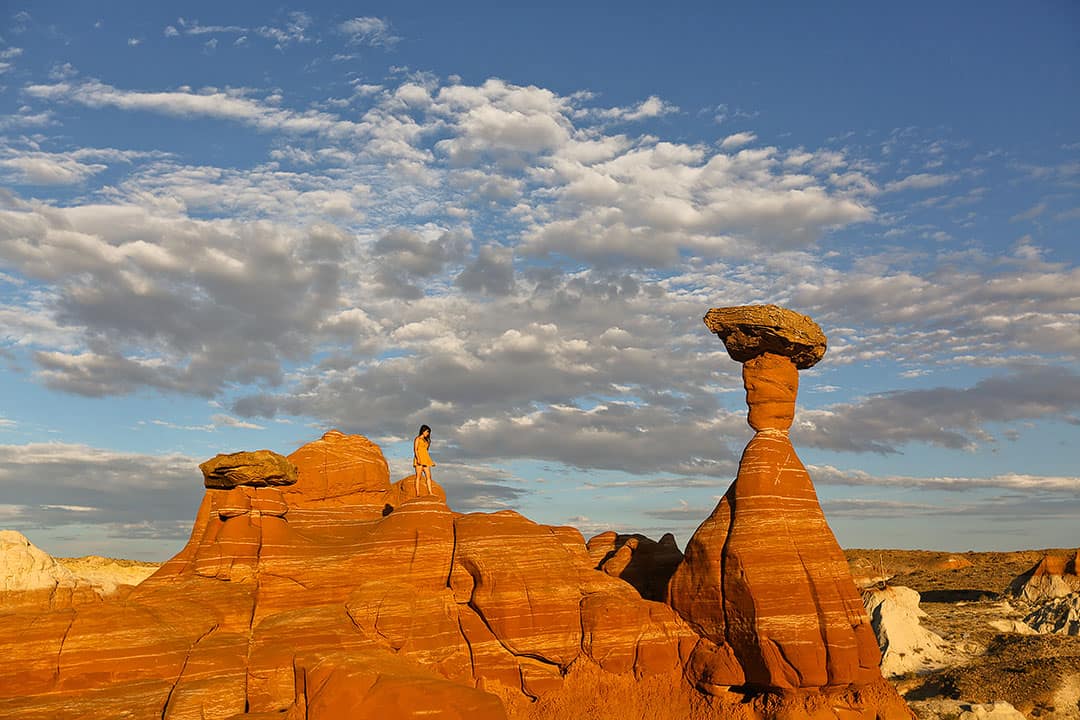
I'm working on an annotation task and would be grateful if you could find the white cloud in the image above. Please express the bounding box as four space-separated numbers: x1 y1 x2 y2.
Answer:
1010 202 1047 222
25 78 365 137
0 152 106 184
719 131 757 150
594 95 679 123
883 172 957 192
210 414 265 430
811 465 1080 492
339 17 400 48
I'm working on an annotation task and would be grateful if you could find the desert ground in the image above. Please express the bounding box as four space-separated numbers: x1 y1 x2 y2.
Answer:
845 548 1080 719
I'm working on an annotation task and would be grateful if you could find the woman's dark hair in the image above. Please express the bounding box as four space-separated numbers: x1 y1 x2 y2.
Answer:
417 424 431 444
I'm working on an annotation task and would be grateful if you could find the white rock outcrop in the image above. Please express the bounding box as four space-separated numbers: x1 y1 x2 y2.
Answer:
1024 593 1080 636
863 584 951 677
0 529 79 593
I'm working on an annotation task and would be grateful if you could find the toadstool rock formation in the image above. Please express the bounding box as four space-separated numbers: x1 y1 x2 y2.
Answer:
0 308 914 719
667 305 894 697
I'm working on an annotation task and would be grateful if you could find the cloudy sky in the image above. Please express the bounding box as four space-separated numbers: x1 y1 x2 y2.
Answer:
1 1 1078 560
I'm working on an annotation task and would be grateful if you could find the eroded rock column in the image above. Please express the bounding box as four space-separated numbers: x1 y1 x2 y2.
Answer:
667 305 881 690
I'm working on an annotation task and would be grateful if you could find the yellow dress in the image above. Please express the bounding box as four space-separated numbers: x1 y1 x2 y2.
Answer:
413 436 435 467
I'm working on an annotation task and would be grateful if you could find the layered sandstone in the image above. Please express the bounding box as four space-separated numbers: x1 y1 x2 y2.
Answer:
587 531 683 602
668 306 897 705
0 431 698 719
0 306 914 719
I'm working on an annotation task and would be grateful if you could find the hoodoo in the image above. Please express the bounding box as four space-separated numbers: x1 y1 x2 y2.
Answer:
667 305 905 708
0 306 913 719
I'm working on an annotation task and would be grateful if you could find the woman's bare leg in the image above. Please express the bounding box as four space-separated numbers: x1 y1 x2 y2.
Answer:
414 466 421 495
425 467 433 494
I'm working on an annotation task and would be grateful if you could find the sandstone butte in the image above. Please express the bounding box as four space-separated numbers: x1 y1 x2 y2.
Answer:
0 306 913 720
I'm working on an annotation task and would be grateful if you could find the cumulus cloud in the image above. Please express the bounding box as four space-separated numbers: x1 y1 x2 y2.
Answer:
593 95 679 122
0 201 356 395
455 245 515 295
0 152 106 184
2 64 1077 515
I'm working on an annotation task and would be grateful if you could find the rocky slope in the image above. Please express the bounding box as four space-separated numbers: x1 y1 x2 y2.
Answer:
847 549 1080 719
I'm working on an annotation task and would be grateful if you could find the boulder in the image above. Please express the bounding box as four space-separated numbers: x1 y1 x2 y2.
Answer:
199 450 298 488
703 304 826 369
930 554 974 571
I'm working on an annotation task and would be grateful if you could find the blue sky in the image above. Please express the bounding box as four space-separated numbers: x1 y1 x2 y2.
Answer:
1 1 1078 560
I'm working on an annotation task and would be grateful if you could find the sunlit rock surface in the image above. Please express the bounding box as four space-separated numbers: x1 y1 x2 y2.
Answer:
0 306 915 719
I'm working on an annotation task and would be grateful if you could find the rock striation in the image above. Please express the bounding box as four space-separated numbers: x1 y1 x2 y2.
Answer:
0 431 703 719
0 306 914 719
668 305 894 702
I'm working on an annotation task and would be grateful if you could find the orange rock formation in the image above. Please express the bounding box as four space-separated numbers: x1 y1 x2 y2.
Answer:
667 306 900 701
0 307 913 719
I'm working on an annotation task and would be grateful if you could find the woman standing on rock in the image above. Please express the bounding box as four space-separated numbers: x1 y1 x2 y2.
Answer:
413 424 435 495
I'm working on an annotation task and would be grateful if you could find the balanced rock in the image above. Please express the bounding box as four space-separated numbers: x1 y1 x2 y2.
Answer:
199 450 298 489
703 304 826 369
668 306 884 693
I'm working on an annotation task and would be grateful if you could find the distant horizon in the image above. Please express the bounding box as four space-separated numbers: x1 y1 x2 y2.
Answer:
1 1 1078 560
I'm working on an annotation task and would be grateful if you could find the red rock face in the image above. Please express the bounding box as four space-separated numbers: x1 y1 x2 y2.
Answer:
587 531 684 602
1 361 911 720
668 353 882 690
0 431 700 719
